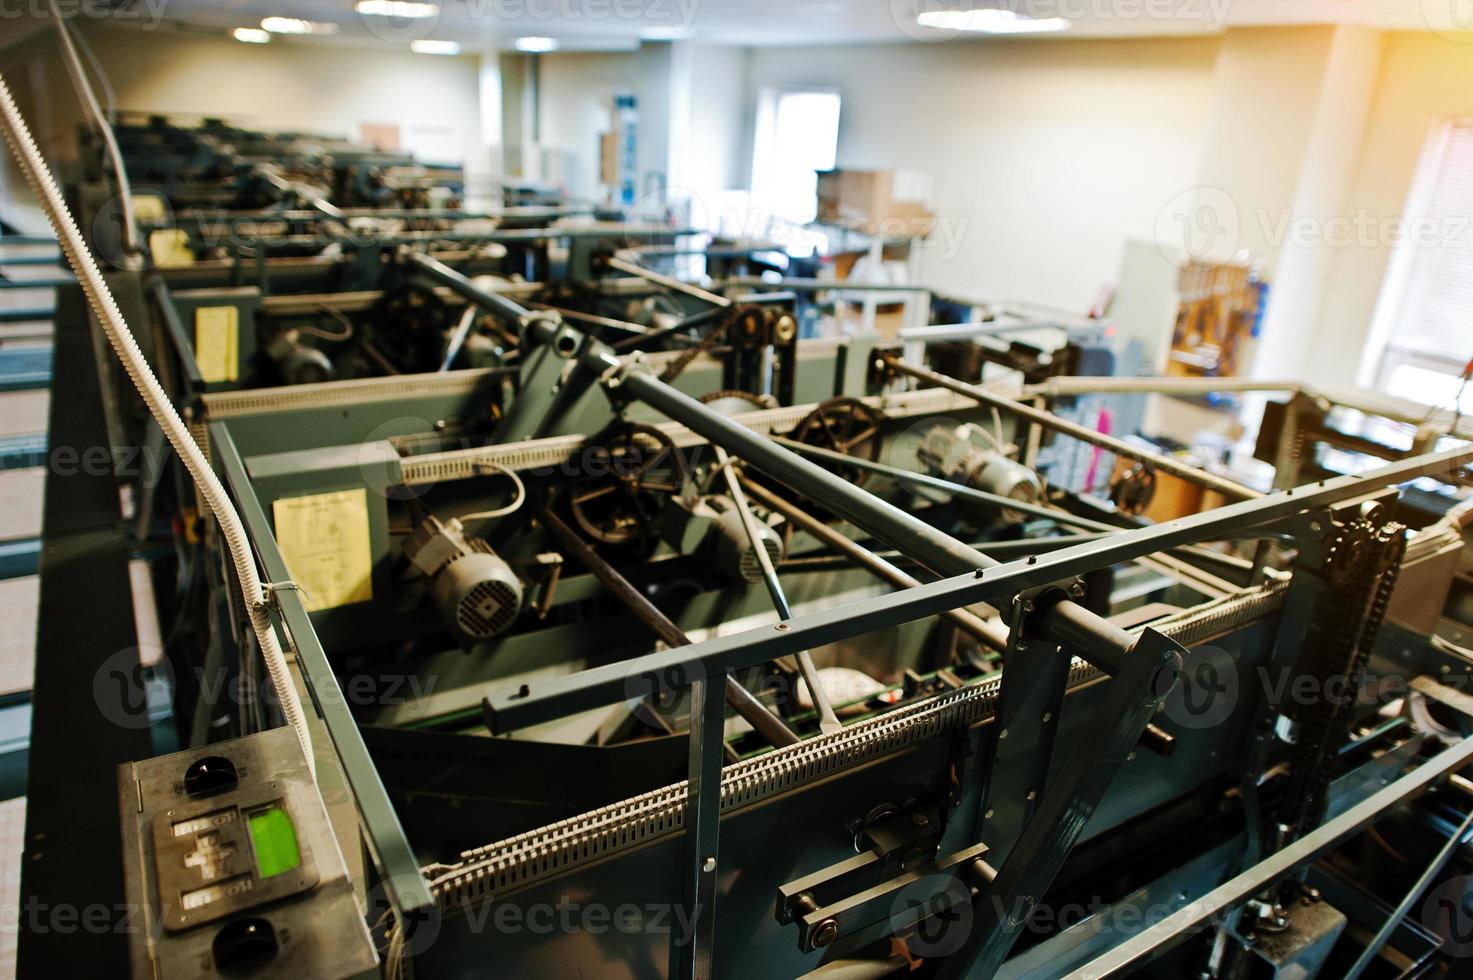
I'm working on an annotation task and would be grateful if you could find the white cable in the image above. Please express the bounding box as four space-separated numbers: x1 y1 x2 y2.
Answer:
456 462 526 522
0 73 316 775
48 2 140 263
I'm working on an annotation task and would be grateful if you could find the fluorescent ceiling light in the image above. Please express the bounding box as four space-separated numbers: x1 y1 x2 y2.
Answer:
233 27 271 43
640 26 688 40
515 36 558 52
410 39 460 54
917 8 1069 33
355 1 439 18
260 16 339 34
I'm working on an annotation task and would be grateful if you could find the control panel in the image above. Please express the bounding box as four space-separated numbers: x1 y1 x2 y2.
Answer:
119 727 376 978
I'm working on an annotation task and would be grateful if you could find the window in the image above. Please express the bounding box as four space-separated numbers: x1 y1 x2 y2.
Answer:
750 87 841 228
1365 120 1473 411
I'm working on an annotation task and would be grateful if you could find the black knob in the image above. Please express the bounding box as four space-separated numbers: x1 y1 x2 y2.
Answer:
212 917 278 973
183 756 238 797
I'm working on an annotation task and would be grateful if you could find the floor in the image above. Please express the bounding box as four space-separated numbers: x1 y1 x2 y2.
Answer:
0 797 24 974
1 236 56 977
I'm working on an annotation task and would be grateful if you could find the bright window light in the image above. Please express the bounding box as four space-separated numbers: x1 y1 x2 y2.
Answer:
233 27 271 43
917 9 1070 33
751 87 841 230
515 36 558 52
260 16 339 35
410 39 460 55
356 0 439 17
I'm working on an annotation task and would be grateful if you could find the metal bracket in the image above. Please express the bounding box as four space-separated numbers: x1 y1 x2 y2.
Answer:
775 797 994 955
939 627 1184 978
976 584 1082 852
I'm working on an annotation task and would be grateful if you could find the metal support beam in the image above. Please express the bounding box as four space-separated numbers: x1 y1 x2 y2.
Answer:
406 251 541 325
739 476 1007 651
771 437 1120 535
537 504 800 751
881 355 1262 502
606 255 731 309
483 443 1473 733
939 628 1181 977
674 672 728 979
1065 730 1473 979
715 449 841 735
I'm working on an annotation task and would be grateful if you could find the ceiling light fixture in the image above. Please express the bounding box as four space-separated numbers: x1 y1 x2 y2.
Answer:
640 26 689 40
260 16 339 35
916 8 1070 33
233 27 271 43
355 1 439 18
410 39 460 54
514 36 558 52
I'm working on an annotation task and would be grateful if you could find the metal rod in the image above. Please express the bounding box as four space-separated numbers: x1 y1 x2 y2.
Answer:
770 436 1120 534
1028 376 1302 398
881 355 1263 502
527 303 651 335
613 364 997 577
607 358 1147 674
438 305 478 372
1343 802 1473 980
484 443 1473 734
724 275 930 294
606 255 732 308
740 476 1008 651
537 503 799 751
715 449 842 735
406 251 540 324
1064 732 1473 979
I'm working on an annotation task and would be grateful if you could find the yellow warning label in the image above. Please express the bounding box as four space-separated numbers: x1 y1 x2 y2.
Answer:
271 489 373 612
194 306 239 384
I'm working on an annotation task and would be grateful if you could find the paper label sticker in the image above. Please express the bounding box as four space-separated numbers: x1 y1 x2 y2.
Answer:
149 229 193 268
271 489 373 612
194 306 239 384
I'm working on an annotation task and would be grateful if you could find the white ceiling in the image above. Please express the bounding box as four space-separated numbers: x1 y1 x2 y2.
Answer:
139 0 1473 50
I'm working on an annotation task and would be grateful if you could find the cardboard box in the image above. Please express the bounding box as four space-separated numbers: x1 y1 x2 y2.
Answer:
816 169 935 238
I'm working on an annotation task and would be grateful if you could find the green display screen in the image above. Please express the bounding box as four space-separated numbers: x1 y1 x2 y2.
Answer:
248 805 301 879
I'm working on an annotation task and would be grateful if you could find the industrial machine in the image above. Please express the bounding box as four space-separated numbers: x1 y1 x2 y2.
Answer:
17 45 1473 978
132 245 1473 978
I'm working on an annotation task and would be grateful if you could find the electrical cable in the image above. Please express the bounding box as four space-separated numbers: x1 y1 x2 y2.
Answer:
292 303 354 342
456 462 527 522
0 73 316 775
47 2 140 262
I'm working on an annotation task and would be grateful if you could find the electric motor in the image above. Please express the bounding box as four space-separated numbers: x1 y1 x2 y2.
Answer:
404 515 523 644
915 423 1042 525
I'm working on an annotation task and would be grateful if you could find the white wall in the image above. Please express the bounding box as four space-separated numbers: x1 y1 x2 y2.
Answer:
535 44 674 202
744 36 1221 312
675 43 750 198
1 25 486 173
